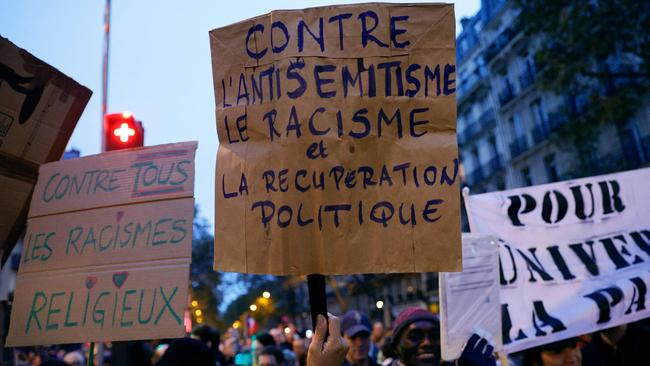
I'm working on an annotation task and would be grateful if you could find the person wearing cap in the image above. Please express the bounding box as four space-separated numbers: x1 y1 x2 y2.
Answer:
341 310 379 366
390 307 496 366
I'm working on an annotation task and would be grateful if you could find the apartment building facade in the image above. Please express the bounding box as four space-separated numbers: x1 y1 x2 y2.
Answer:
457 0 650 195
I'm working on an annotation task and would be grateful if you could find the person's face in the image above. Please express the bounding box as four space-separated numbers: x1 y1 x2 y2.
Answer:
224 339 239 357
293 338 306 357
398 320 441 366
271 328 286 345
253 340 263 356
345 331 371 363
540 346 581 366
259 354 278 366
372 322 384 342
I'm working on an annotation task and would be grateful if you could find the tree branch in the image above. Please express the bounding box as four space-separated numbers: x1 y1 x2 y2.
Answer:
582 70 650 79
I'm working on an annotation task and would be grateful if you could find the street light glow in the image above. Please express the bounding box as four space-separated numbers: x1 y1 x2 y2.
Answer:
233 321 241 329
407 285 414 293
262 291 271 299
284 327 291 334
195 309 202 316
191 300 198 307
376 300 384 309
250 304 258 311
197 317 203 324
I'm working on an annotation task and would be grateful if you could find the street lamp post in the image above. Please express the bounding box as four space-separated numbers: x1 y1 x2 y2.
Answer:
100 0 111 152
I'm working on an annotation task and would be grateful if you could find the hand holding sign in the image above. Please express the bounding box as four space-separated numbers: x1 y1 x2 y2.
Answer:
458 334 496 366
307 314 348 366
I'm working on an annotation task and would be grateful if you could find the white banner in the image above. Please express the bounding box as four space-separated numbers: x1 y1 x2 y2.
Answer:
466 167 650 353
440 234 501 361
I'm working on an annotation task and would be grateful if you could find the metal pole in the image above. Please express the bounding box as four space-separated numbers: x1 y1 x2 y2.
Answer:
96 2 111 364
88 342 94 366
101 0 111 152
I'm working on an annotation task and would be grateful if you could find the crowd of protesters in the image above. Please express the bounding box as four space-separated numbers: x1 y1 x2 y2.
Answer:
8 306 650 366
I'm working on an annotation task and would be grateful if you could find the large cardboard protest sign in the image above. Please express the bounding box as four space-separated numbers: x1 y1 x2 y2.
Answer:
440 234 501 361
210 3 460 275
7 142 197 346
0 36 91 262
467 167 650 353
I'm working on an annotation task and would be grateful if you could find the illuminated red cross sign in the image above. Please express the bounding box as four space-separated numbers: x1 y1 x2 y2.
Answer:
103 112 144 151
114 122 135 142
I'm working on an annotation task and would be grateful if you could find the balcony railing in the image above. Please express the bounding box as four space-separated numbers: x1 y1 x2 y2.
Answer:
483 44 500 64
518 69 535 91
483 26 519 64
531 124 550 145
457 73 479 101
465 122 481 141
459 111 494 145
622 135 650 168
485 155 504 175
509 136 529 159
458 123 479 145
547 112 568 133
592 137 650 173
498 83 515 106
458 130 467 145
468 166 485 186
458 67 488 103
478 108 496 128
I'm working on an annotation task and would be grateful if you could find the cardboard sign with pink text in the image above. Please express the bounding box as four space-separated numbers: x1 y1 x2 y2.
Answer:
6 141 197 346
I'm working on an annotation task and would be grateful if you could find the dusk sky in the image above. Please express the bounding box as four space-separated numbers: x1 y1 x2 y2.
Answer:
1 0 479 232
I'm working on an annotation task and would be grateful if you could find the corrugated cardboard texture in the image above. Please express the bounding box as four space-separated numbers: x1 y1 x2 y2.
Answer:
210 3 461 275
0 36 92 261
7 142 197 346
0 175 33 256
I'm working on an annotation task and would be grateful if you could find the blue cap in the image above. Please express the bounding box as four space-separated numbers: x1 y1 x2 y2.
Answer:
341 310 372 337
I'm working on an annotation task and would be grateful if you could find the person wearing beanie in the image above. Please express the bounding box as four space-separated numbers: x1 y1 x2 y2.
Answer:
341 310 379 366
389 307 495 366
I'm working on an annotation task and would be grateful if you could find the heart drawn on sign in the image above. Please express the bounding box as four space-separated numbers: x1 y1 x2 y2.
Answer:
116 211 125 222
85 276 98 289
112 272 128 288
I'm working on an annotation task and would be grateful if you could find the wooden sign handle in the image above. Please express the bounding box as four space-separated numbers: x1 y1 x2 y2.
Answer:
307 274 328 331
88 342 94 366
